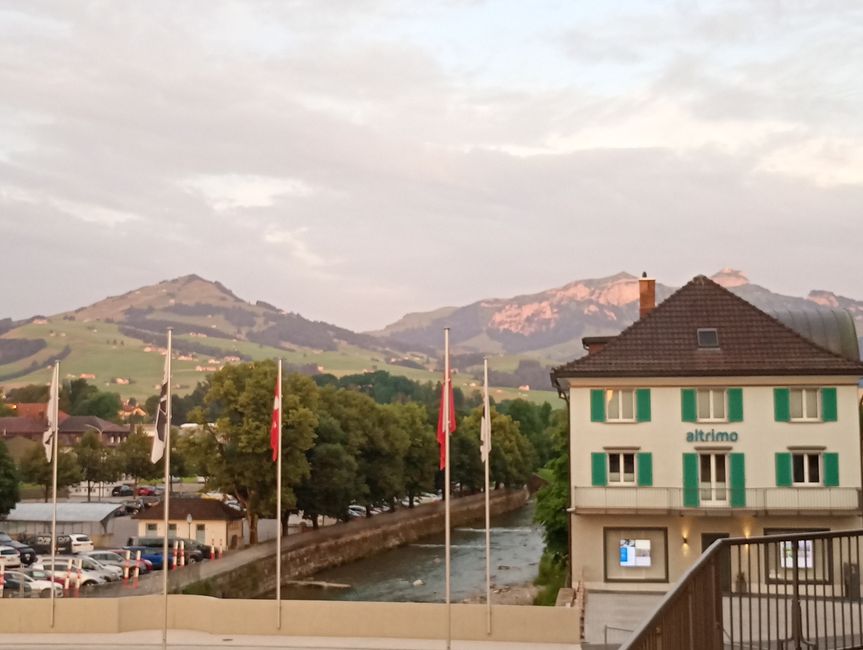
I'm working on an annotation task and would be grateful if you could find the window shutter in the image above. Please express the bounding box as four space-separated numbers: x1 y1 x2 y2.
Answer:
681 389 697 423
774 388 790 422
637 452 653 487
591 452 607 486
775 452 792 487
729 453 746 507
727 388 743 422
821 387 838 422
636 389 651 422
682 453 699 507
590 389 606 423
823 452 839 487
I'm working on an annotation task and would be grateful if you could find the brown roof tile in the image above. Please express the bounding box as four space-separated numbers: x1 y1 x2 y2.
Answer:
133 498 244 521
552 275 863 380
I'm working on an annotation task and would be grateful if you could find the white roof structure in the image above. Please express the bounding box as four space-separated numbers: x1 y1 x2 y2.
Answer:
5 502 123 524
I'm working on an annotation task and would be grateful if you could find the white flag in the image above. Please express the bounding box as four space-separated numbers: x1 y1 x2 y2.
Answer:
42 363 59 462
480 359 491 463
150 355 169 463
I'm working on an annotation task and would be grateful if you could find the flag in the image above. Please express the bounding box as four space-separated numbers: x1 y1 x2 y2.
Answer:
270 373 281 462
480 362 491 464
42 364 59 462
436 372 456 470
150 355 169 463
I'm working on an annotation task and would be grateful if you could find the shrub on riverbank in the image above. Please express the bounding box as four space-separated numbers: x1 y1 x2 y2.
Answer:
533 551 567 606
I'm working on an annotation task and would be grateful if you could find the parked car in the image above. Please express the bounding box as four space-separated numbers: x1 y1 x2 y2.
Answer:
111 484 134 497
20 567 66 587
0 545 22 568
31 559 107 587
83 550 150 574
121 546 173 571
19 533 73 555
63 555 121 581
0 575 32 597
126 536 204 563
65 534 94 553
4 570 63 598
0 532 37 565
137 485 156 496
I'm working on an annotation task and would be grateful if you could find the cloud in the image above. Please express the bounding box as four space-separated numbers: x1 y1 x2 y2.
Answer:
181 174 315 211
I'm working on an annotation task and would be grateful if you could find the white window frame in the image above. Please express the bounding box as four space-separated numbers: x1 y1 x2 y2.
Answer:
792 452 822 486
696 388 727 423
699 452 728 506
606 389 636 422
607 452 637 486
789 388 820 422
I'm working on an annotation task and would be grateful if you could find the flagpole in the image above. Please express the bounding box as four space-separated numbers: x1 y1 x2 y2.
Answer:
444 328 452 650
49 361 59 628
161 329 172 650
276 358 283 629
483 358 492 635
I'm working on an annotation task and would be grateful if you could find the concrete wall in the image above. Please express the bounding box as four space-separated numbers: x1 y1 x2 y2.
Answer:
0 595 580 644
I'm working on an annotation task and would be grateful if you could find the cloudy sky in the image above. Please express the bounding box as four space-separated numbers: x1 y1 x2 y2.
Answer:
1 1 861 331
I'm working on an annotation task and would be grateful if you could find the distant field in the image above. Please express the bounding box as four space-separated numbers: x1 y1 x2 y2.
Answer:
0 318 560 406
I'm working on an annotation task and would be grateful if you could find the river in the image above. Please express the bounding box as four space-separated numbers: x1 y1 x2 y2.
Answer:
274 500 543 603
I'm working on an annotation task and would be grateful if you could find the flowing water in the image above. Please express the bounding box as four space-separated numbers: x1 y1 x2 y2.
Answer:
274 501 543 603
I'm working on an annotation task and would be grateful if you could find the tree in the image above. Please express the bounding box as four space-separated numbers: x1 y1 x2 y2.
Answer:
117 430 160 488
534 409 570 567
458 407 535 490
499 399 555 468
5 384 49 403
0 441 19 516
72 391 123 421
75 431 121 502
392 402 437 507
449 425 482 495
186 362 316 544
18 444 81 502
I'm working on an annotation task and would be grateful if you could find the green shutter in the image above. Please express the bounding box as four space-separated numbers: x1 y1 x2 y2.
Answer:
775 452 792 487
590 389 606 423
681 389 697 422
683 453 699 507
727 388 743 422
636 389 651 422
729 453 746 508
823 453 839 487
774 388 790 422
637 452 653 487
821 387 838 422
591 452 607 486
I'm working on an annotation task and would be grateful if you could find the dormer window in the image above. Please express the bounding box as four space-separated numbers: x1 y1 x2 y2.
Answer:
697 328 719 348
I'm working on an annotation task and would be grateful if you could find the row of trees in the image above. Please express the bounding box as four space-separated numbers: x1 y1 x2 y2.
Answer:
0 378 124 422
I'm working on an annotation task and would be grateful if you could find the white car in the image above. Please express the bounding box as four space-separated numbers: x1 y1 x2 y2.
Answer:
4 571 63 598
31 559 107 587
0 545 22 568
66 534 94 553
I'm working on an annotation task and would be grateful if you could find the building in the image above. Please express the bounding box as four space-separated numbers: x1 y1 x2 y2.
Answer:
551 274 863 591
2 502 126 547
0 407 130 448
132 498 245 549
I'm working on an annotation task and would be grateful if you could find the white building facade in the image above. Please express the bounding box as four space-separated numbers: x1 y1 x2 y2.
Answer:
552 275 863 591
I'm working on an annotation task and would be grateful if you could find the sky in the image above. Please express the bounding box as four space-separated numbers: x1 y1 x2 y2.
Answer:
1 0 861 331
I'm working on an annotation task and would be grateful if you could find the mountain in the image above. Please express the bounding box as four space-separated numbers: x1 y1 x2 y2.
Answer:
376 269 863 361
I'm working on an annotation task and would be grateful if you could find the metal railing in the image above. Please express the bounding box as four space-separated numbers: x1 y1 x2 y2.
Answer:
574 487 861 513
621 529 863 650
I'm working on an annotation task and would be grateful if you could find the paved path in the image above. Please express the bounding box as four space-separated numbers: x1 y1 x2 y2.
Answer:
0 630 581 650
582 592 663 646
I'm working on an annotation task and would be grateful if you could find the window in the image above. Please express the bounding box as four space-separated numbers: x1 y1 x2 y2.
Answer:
168 524 177 538
699 453 727 504
697 328 719 348
790 388 819 421
606 389 635 421
604 527 669 583
608 452 636 485
792 453 821 485
697 388 726 421
146 523 157 534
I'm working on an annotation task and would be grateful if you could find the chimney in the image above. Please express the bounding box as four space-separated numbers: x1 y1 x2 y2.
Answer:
639 272 655 319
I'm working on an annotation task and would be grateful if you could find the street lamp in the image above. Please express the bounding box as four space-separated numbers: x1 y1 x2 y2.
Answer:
186 513 193 540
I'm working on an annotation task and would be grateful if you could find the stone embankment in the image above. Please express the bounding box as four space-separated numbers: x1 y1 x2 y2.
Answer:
101 489 529 599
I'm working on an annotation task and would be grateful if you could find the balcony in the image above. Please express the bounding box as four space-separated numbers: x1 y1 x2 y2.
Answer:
572 486 861 515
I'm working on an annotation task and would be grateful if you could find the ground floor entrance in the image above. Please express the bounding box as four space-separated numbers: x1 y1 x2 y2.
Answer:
701 532 731 592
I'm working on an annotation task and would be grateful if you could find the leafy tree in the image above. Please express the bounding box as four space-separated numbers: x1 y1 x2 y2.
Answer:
4 384 50 403
499 399 555 468
449 425 482 495
296 442 359 529
391 402 437 507
0 441 19 515
534 409 570 567
186 362 316 543
76 431 121 502
458 407 535 490
0 402 14 416
72 391 123 421
18 444 81 502
117 430 160 487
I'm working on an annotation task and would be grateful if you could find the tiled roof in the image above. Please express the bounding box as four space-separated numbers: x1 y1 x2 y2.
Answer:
59 416 129 435
0 416 46 434
133 498 244 522
552 275 863 380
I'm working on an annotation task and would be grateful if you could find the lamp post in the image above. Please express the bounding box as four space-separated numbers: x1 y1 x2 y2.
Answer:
186 513 193 540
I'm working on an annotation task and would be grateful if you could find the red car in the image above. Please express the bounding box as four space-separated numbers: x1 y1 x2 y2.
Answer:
136 486 156 496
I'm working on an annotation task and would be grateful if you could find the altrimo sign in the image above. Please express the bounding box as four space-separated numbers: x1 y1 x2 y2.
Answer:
686 428 739 443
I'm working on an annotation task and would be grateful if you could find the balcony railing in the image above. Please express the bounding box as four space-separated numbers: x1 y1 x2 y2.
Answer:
573 486 861 514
